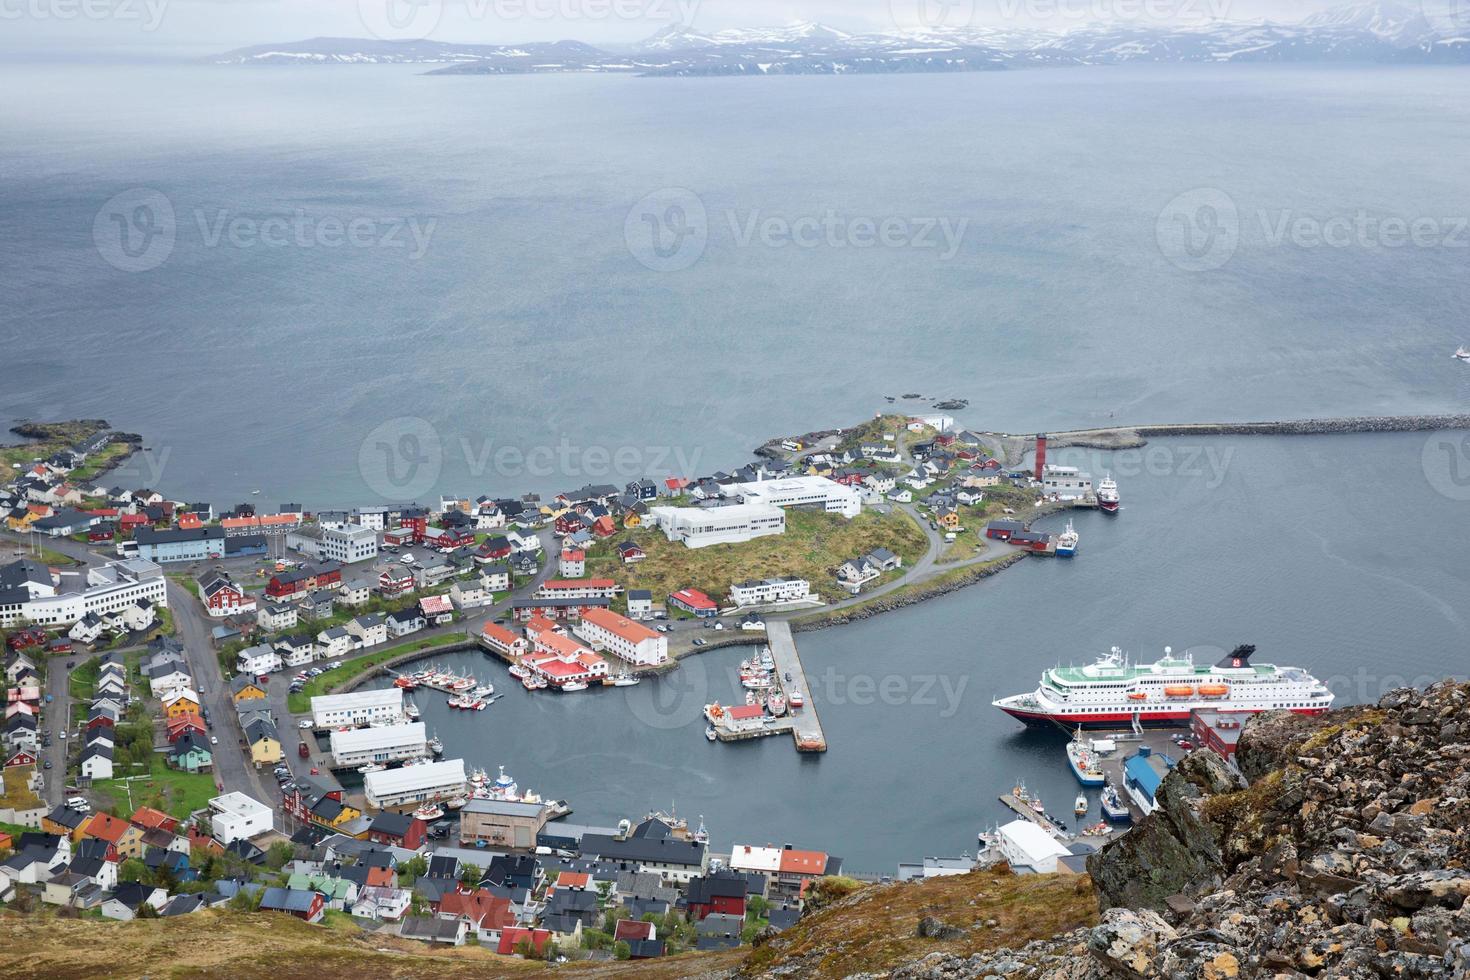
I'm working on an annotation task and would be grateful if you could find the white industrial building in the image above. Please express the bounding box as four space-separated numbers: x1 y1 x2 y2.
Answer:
329 723 427 768
286 523 379 565
647 503 786 549
728 577 813 607
1040 465 1093 500
311 688 404 730
0 557 168 629
734 476 862 519
995 820 1072 874
573 607 669 667
363 758 467 809
209 792 274 844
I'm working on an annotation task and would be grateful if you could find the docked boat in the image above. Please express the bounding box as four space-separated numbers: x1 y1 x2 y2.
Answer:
994 644 1333 727
742 673 774 691
403 700 421 721
788 689 804 709
1100 782 1132 823
1065 728 1108 786
1074 793 1089 817
446 796 467 810
610 675 640 687
1096 474 1119 514
450 676 476 692
705 726 718 742
413 802 445 821
393 676 418 690
767 692 787 716
508 664 529 680
472 685 495 698
561 680 589 693
357 763 385 775
1055 520 1079 557
427 734 444 755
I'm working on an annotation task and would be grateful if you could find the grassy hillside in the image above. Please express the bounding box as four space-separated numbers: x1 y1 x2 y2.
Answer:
583 508 928 607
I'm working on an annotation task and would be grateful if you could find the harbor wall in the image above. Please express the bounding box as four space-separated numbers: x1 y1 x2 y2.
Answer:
334 639 478 696
1037 414 1470 450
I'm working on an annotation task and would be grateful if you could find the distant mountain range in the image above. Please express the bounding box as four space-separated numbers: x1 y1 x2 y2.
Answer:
213 2 1470 76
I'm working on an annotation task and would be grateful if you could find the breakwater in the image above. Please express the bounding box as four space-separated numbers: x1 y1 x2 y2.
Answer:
1031 414 1470 451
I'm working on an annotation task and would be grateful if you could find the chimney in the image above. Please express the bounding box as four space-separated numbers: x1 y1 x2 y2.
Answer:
1034 434 1048 481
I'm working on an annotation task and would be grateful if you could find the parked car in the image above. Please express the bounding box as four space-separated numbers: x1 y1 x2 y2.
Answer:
210 735 218 745
297 719 312 729
692 638 707 647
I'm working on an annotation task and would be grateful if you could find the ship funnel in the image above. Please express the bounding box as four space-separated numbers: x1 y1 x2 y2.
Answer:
1215 644 1256 669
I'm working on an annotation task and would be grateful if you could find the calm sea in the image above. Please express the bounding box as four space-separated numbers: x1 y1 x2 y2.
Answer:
3 63 1468 868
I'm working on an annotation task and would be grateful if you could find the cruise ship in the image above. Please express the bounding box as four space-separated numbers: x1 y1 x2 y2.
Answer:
993 645 1333 727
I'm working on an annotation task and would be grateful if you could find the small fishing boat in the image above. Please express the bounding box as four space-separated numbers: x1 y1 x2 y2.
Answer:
428 734 444 755
1065 728 1107 787
1100 782 1132 823
413 802 445 821
508 664 529 680
788 689 804 709
1454 346 1470 362
1055 519 1079 557
403 701 421 721
705 726 718 742
767 692 787 716
1075 793 1089 817
357 763 385 775
610 675 640 687
446 796 467 810
561 680 589 693
742 673 774 691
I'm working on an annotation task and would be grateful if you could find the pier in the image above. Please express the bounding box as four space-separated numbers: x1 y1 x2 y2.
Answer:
998 792 1073 842
766 621 826 752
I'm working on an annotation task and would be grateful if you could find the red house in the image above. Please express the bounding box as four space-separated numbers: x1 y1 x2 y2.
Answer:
440 888 516 937
5 748 38 768
119 512 149 534
165 713 207 742
553 513 585 537
668 588 718 618
476 537 512 561
497 927 552 957
367 811 427 851
7 628 48 652
590 515 617 538
685 872 747 920
266 563 342 599
87 523 115 542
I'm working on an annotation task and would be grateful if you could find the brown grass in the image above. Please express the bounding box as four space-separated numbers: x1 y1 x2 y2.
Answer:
738 869 1098 979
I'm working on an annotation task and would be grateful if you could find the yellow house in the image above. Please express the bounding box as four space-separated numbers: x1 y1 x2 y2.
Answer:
623 511 642 529
310 798 363 833
806 460 833 477
245 722 282 765
162 691 200 720
229 676 267 702
937 508 961 531
6 510 40 531
539 502 570 520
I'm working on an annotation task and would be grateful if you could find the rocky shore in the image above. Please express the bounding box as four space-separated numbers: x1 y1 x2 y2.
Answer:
790 554 1027 634
777 681 1470 979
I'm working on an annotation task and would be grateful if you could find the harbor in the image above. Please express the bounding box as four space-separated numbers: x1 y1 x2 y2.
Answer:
703 621 826 752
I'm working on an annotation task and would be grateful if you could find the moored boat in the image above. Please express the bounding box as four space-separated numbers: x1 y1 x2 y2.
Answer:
413 802 445 821
1075 793 1089 817
1065 728 1107 786
1055 520 1079 557
767 692 787 716
705 726 718 742
994 644 1332 727
1096 474 1120 514
1100 782 1132 823
561 680 589 693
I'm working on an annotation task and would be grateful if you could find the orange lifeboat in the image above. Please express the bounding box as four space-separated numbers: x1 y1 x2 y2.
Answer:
1198 683 1229 698
1163 685 1196 698
1127 692 1148 701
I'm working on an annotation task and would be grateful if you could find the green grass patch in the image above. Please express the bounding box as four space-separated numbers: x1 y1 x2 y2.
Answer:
90 753 217 820
286 633 467 714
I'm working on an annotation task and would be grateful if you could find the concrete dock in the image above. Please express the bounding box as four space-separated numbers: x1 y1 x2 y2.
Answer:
766 621 827 752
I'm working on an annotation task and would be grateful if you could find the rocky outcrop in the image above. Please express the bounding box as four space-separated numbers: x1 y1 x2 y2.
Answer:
770 681 1470 979
791 554 1026 633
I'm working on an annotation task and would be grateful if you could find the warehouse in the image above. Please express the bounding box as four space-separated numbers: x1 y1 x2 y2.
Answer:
574 607 669 667
311 688 403 730
364 759 467 809
646 503 786 549
995 820 1071 874
734 475 862 519
329 723 427 768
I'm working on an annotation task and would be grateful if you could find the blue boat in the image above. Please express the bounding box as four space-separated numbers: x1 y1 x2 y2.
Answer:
1055 519 1078 557
1065 728 1107 786
1100 782 1132 823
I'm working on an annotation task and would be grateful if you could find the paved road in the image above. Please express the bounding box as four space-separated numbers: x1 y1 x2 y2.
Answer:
41 657 72 805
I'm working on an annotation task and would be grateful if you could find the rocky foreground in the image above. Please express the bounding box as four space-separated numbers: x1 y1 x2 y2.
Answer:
746 681 1470 979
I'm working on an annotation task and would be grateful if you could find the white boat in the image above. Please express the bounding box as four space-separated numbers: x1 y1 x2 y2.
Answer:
767 692 787 716
472 685 495 698
1075 793 1089 817
994 644 1333 727
404 701 421 721
610 675 640 687
560 680 589 692
250 489 260 495
788 689 804 709
1055 520 1079 557
508 664 529 680
742 674 774 691
705 726 718 742
413 802 445 821
1454 346 1470 362
1096 474 1119 514
446 796 467 810
428 735 444 755
357 763 385 774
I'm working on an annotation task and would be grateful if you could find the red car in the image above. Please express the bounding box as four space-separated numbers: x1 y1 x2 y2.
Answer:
257 675 270 684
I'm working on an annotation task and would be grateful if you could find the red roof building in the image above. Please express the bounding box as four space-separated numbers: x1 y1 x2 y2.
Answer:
498 927 552 956
668 588 718 618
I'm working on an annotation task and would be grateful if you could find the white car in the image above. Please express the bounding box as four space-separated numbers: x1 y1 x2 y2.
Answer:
210 735 218 745
400 554 417 565
298 719 313 729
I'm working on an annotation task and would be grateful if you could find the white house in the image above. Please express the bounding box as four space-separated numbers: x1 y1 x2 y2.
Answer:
352 885 411 922
506 530 542 555
273 636 316 668
0 558 167 630
311 688 403 730
478 564 511 593
68 613 105 645
236 644 283 676
449 581 490 610
209 792 274 844
995 820 1071 874
316 627 352 659
728 577 813 607
148 667 195 699
286 523 379 565
257 603 298 632
346 614 387 648
79 743 113 780
364 759 467 809
338 579 373 608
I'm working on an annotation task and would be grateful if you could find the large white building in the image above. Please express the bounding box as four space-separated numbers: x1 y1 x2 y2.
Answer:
329 722 427 767
286 523 379 565
209 792 274 844
574 607 669 667
647 503 786 550
728 577 813 607
364 758 467 809
735 476 862 519
311 688 404 730
0 558 167 629
995 820 1072 874
1040 465 1093 500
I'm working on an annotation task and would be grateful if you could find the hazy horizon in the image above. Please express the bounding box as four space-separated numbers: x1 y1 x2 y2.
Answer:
7 0 1454 60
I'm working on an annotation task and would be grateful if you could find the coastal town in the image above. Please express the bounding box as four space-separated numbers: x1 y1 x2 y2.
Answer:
0 408 1327 964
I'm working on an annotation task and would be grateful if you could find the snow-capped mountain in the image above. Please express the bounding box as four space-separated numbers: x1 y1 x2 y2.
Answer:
213 3 1470 75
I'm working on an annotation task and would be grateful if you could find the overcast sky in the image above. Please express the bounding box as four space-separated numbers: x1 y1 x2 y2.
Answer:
0 0 1409 58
